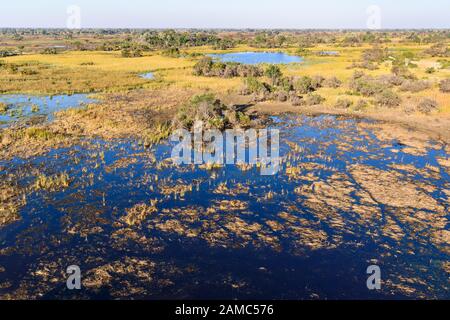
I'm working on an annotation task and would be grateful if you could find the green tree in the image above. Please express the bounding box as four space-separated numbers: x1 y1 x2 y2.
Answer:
265 65 282 85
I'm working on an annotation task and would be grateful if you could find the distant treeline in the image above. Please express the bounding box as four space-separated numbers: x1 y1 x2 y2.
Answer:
1 29 449 53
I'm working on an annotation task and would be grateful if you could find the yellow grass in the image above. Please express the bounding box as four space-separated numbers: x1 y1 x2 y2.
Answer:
0 45 449 112
4 51 194 72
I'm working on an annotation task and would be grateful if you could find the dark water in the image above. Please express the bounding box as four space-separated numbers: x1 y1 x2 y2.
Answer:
0 94 96 127
0 114 448 299
208 52 303 65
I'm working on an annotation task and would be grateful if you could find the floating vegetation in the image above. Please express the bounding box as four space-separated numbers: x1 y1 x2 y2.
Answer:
0 114 448 300
34 172 71 191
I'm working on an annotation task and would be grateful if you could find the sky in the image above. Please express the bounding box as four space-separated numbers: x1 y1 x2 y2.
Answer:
0 0 449 29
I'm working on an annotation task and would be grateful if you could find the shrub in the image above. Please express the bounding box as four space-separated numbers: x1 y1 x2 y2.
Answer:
425 67 436 74
417 98 439 114
334 99 353 109
173 94 239 130
378 74 404 87
162 47 181 58
41 48 58 55
121 48 142 58
362 47 389 63
0 102 9 114
265 65 283 85
194 57 263 78
272 90 288 102
241 77 270 95
439 79 450 93
294 76 316 94
305 93 325 106
311 75 325 88
425 44 449 57
290 95 305 106
350 76 386 97
0 49 20 57
437 59 450 69
374 90 401 108
399 80 432 93
323 77 342 88
353 99 369 111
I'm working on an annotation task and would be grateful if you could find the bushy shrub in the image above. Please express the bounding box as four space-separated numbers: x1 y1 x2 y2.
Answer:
0 102 9 114
0 49 20 57
272 90 288 102
173 94 247 130
362 47 389 63
439 79 450 93
294 76 316 94
241 77 271 95
41 48 58 55
334 98 353 109
162 47 181 58
417 98 439 114
265 65 283 85
378 74 404 87
290 95 305 106
374 90 401 108
353 99 369 111
350 76 386 97
323 76 342 88
194 57 263 78
425 44 450 57
311 75 325 88
121 48 142 58
399 80 432 93
305 93 325 106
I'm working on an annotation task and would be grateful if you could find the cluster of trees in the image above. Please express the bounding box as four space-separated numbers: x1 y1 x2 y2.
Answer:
239 66 344 106
142 30 232 49
193 57 263 78
173 93 251 130
0 49 21 57
348 71 420 108
425 43 450 57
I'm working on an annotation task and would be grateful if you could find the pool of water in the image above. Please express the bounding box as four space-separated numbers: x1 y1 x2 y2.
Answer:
0 114 448 299
0 94 96 126
208 52 303 65
140 72 155 79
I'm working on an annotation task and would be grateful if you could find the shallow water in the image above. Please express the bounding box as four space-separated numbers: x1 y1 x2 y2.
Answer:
0 114 448 299
140 72 154 79
208 52 303 65
0 94 96 126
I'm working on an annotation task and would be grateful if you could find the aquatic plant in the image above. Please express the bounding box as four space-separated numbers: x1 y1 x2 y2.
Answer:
31 104 40 113
0 102 9 114
34 172 71 191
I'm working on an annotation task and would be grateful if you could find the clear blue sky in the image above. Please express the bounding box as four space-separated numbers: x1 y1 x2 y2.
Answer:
1 0 449 29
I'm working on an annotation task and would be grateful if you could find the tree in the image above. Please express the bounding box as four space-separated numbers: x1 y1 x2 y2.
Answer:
265 65 282 85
